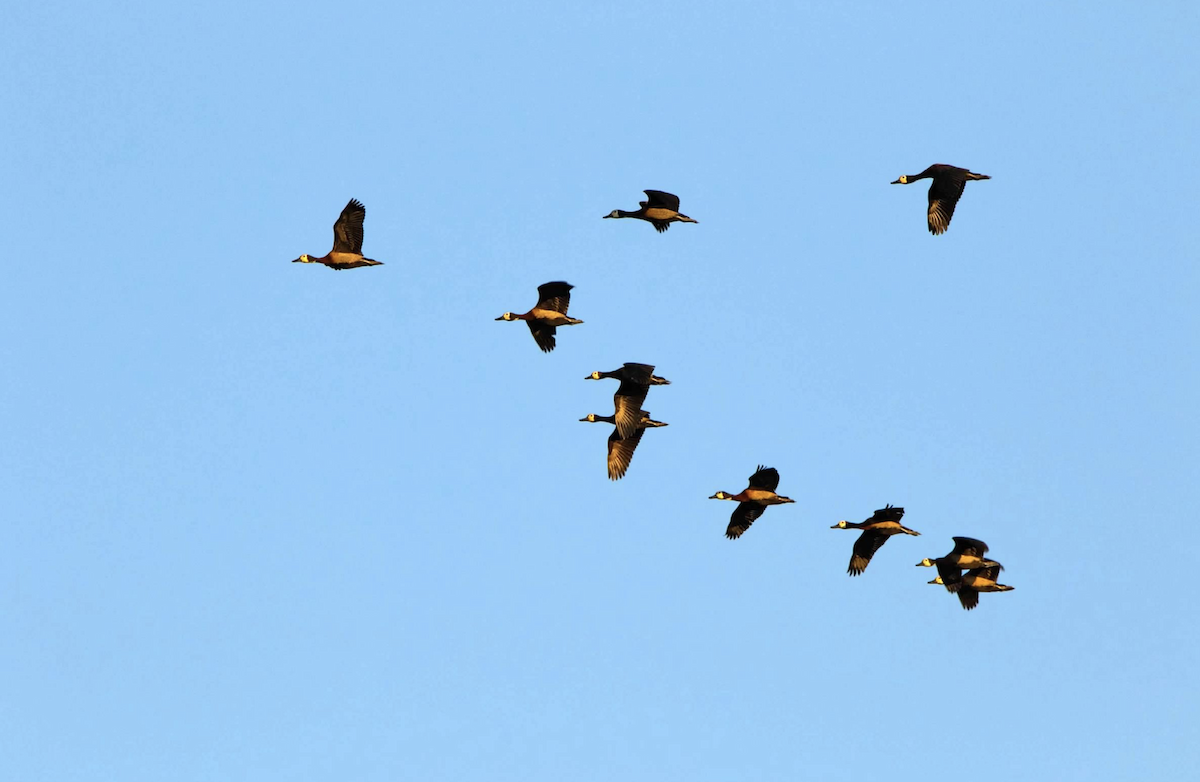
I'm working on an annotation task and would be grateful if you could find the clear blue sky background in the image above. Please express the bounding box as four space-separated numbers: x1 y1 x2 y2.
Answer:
3 2 1197 780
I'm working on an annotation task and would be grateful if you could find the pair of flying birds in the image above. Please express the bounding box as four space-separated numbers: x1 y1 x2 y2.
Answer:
579 362 671 481
289 189 699 272
710 469 918 575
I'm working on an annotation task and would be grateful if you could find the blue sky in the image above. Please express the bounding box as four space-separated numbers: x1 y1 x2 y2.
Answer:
3 1 1197 780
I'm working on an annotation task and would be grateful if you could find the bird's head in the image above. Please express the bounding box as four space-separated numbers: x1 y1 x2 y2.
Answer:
915 558 936 567
603 209 621 219
831 520 850 529
585 371 602 380
579 414 600 423
928 576 945 586
495 312 517 321
709 491 731 500
891 175 908 185
292 254 312 263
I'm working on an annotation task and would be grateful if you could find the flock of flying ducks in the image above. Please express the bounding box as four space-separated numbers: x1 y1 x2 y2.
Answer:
290 169 1012 610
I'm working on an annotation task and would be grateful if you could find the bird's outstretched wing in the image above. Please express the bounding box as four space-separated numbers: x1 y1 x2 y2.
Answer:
332 199 366 253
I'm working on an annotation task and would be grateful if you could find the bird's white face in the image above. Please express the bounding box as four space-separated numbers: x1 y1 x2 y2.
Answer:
605 210 621 218
589 371 601 379
832 520 849 529
497 312 515 321
296 254 311 263
916 558 934 567
897 175 908 184
711 491 728 500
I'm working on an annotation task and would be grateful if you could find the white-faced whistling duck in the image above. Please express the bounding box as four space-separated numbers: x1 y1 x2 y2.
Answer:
495 281 583 353
579 410 668 481
585 363 669 439
929 565 1013 611
292 199 384 270
891 164 991 235
604 190 698 233
830 505 920 576
585 362 671 386
916 537 1003 593
710 465 795 540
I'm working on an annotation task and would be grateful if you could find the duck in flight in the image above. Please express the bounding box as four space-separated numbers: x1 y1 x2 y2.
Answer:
496 281 583 353
604 190 698 233
292 199 384 270
710 465 795 540
929 565 1013 610
831 505 920 576
579 410 668 480
891 164 990 235
585 363 671 386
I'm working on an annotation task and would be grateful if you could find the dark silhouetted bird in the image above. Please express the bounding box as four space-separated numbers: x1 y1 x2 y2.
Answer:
604 190 698 233
891 164 990 234
585 362 671 386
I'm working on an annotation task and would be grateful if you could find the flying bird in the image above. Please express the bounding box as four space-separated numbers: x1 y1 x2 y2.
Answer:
585 362 671 386
831 505 920 576
604 190 698 233
291 199 384 270
579 410 668 480
496 281 583 353
891 164 990 234
929 565 1014 611
710 465 795 540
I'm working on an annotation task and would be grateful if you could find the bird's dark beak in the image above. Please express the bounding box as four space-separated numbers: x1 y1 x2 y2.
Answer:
291 258 302 262
890 178 902 184
494 316 505 320
579 416 590 422
602 213 612 219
